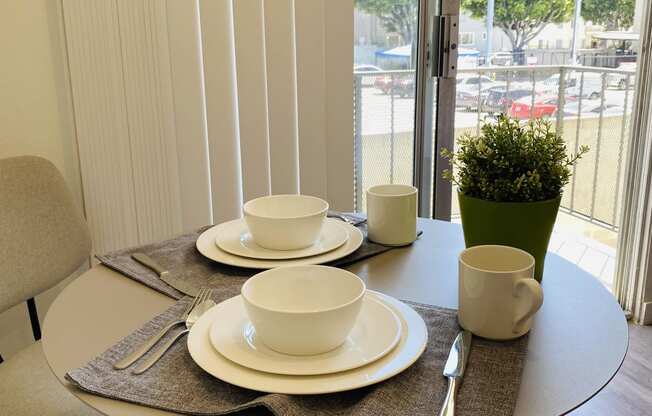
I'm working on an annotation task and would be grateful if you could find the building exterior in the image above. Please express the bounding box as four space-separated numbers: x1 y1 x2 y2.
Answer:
354 8 591 67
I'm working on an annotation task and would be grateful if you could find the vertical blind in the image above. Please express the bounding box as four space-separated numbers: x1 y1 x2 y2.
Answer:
614 0 652 324
61 0 353 253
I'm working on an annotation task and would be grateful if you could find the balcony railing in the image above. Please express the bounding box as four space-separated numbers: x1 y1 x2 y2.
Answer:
353 64 636 230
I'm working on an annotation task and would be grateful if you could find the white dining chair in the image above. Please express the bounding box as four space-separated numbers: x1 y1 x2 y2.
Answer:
0 156 98 415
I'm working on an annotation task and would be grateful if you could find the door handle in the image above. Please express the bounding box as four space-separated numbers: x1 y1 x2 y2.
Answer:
430 15 459 79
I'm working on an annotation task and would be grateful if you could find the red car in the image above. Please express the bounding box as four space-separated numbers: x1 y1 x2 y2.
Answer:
509 95 560 119
373 75 393 94
374 74 413 95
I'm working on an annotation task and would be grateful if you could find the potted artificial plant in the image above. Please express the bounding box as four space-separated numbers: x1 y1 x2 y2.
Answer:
443 115 588 282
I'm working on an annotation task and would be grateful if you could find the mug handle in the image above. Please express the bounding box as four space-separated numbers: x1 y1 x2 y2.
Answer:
512 279 544 334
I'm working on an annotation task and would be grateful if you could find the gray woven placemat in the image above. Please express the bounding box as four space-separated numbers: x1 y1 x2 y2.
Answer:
66 296 527 416
96 219 392 300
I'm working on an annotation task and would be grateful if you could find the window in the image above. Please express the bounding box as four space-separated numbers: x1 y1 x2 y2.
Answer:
459 32 475 46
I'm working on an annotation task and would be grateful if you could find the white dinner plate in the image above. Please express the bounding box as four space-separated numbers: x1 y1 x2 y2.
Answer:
208 294 401 376
196 220 363 269
215 218 349 260
187 291 428 394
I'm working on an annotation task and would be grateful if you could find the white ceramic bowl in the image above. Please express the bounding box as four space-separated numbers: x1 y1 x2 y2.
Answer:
243 194 328 250
241 265 366 355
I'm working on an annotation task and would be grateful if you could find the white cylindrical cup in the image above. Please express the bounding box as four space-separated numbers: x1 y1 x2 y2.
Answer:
458 245 544 340
366 184 417 246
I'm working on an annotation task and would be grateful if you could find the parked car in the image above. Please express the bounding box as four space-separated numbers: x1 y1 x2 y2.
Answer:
395 77 415 98
563 101 625 117
563 96 633 117
540 72 603 99
489 52 513 66
374 74 393 93
483 86 533 114
564 73 604 99
373 73 414 96
354 64 383 87
456 89 483 110
539 74 566 93
457 74 497 90
509 95 560 119
455 75 500 110
607 62 636 90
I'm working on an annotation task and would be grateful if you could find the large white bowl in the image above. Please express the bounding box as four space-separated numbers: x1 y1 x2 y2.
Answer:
241 265 366 355
243 194 328 250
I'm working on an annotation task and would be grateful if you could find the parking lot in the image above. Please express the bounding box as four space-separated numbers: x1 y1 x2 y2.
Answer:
356 83 633 229
358 84 633 135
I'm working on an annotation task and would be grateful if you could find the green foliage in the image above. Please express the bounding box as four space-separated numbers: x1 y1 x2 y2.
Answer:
355 0 417 43
442 115 588 203
461 0 574 51
582 0 635 30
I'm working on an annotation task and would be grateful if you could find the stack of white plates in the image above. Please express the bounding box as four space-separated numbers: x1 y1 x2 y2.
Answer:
187 290 428 394
196 218 363 269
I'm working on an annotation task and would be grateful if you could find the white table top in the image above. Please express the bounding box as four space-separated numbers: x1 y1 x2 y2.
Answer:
42 219 628 416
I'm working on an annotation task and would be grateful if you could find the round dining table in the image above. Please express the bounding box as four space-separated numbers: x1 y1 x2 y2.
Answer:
42 219 628 416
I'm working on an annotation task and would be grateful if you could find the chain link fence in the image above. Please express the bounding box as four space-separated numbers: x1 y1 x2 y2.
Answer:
353 65 636 230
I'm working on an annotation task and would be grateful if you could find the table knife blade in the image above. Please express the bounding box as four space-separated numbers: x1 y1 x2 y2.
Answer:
159 272 199 297
443 330 472 378
438 330 472 416
131 253 199 297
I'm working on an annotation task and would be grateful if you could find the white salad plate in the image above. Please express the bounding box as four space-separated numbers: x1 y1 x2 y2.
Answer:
196 219 363 269
208 294 401 376
214 218 349 260
187 290 428 394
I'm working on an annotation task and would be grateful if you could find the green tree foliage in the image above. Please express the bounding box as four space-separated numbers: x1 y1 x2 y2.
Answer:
355 0 417 44
581 0 635 30
461 0 574 55
442 115 588 202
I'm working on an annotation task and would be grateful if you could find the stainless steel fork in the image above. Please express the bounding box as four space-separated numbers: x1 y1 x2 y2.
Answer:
133 289 214 374
113 288 211 369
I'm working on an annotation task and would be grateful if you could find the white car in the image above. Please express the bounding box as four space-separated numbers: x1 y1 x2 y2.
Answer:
565 73 604 99
354 65 383 86
488 52 513 66
457 74 498 90
540 73 604 99
563 101 626 117
455 75 501 110
607 62 636 90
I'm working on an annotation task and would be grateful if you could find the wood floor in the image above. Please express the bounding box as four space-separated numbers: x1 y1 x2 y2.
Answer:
569 323 652 415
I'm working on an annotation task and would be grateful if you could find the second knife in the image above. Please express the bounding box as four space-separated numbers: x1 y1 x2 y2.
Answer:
131 253 198 297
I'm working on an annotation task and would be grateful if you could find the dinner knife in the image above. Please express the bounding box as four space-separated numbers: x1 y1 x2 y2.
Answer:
131 253 198 297
438 330 472 416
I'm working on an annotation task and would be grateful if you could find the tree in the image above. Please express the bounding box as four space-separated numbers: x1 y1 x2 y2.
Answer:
355 0 417 44
462 0 574 61
581 0 635 31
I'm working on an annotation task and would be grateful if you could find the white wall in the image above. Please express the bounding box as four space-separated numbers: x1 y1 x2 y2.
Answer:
0 0 84 359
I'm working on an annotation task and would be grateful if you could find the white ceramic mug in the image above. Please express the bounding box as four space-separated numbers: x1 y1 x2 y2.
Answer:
366 184 417 246
458 245 544 340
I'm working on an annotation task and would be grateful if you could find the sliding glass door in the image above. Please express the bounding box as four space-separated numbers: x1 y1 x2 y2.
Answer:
353 0 457 218
355 0 652 314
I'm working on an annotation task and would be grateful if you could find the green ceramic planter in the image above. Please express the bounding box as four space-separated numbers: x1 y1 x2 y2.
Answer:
458 192 561 282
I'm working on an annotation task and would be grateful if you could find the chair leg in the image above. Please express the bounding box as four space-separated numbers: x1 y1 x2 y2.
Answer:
26 298 41 341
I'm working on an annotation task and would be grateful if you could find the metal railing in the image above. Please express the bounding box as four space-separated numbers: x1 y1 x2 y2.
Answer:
353 64 636 229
